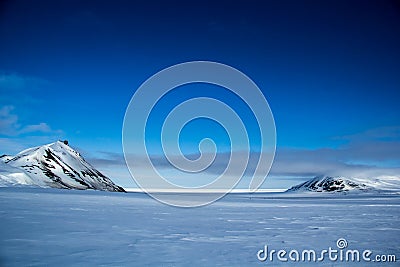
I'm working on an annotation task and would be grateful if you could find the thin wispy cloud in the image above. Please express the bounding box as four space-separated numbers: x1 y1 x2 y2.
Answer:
0 105 19 135
0 105 62 136
0 105 64 154
85 125 400 188
0 73 65 154
0 73 50 91
19 122 53 135
0 73 51 108
334 126 400 142
0 74 28 90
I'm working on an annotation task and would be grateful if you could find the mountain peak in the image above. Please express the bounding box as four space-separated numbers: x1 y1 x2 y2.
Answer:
1 142 125 192
287 175 400 193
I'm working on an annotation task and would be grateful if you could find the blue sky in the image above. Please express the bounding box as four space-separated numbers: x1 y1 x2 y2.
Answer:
0 0 399 188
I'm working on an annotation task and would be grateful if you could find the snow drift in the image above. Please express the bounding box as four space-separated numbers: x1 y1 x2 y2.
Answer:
0 141 125 192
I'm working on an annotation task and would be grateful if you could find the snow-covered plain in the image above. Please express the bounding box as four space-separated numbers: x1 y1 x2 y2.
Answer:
0 188 399 266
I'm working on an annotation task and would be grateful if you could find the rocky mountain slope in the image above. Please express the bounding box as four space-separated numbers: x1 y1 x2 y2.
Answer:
0 141 125 192
287 175 400 193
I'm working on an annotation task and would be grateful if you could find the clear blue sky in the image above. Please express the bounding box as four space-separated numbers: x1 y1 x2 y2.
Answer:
1 0 399 188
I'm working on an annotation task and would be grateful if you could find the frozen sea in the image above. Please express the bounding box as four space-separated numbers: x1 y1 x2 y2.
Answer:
0 187 399 266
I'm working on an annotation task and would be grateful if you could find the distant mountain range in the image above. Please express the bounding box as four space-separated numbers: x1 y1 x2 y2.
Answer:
288 175 400 193
0 141 125 192
1 141 398 194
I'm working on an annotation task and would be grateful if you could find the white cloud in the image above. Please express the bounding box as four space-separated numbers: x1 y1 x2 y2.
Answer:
270 148 400 178
86 125 400 189
0 105 20 135
19 122 52 134
0 105 63 149
335 126 400 142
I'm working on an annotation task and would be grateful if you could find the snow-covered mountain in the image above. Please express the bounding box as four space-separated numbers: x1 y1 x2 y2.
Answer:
287 175 400 193
0 141 125 192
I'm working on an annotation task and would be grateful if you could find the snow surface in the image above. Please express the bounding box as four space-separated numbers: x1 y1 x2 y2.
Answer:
0 161 34 186
0 187 399 266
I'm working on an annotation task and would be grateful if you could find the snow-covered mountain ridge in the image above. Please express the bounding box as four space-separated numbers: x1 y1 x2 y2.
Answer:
0 141 124 192
287 175 400 193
